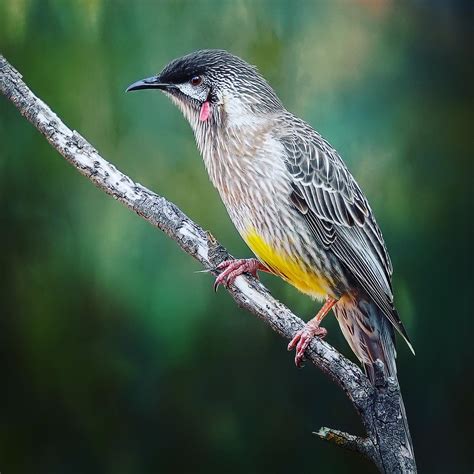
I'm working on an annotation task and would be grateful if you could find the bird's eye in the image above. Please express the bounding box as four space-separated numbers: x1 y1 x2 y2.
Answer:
190 76 202 86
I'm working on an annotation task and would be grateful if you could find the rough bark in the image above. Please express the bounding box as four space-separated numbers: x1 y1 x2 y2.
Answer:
0 55 416 473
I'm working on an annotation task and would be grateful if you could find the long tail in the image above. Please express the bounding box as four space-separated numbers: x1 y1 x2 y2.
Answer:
333 293 414 458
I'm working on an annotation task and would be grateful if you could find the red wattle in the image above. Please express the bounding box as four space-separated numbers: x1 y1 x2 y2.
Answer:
199 101 211 121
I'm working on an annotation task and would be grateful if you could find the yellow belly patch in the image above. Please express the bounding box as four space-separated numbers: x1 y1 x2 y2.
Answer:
244 230 329 297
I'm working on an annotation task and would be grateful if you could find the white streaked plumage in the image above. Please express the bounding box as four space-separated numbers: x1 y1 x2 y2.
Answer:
146 49 414 382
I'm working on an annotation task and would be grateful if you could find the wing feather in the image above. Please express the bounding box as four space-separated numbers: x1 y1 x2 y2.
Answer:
281 120 411 345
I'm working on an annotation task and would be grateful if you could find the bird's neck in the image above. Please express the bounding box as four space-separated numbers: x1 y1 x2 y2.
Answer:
191 110 285 214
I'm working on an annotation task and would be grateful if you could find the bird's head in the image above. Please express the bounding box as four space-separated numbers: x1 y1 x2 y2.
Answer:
126 49 283 132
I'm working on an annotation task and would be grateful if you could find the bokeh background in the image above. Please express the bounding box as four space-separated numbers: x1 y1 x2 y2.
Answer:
0 1 472 472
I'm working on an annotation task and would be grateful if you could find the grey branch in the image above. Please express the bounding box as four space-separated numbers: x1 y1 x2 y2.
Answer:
315 427 376 460
0 55 416 473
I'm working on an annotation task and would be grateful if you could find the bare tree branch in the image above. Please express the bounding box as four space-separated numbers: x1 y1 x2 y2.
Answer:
315 427 376 460
0 55 416 473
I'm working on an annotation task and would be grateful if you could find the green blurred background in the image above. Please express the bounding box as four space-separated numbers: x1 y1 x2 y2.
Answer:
0 1 472 472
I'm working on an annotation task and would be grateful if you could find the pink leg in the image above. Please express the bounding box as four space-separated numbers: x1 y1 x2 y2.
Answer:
213 258 271 291
288 297 337 367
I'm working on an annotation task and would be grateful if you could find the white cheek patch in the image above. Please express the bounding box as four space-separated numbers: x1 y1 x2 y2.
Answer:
176 82 207 102
175 82 211 121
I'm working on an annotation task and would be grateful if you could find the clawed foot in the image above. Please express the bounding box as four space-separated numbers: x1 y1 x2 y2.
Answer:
213 258 261 291
288 297 336 367
288 324 328 367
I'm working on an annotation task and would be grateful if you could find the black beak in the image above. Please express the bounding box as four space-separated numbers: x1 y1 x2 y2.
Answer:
126 75 175 92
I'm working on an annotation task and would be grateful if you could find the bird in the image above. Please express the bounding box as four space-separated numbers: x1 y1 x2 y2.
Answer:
126 49 414 385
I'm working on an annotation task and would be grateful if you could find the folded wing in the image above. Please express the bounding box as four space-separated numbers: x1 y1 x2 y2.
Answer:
281 119 413 351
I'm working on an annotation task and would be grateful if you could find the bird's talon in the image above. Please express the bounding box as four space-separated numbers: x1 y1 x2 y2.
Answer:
216 259 233 270
213 274 227 292
287 336 298 351
288 325 327 368
295 355 305 368
212 258 262 291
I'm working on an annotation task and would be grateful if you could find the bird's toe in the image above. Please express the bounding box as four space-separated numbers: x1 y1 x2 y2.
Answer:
288 325 328 367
